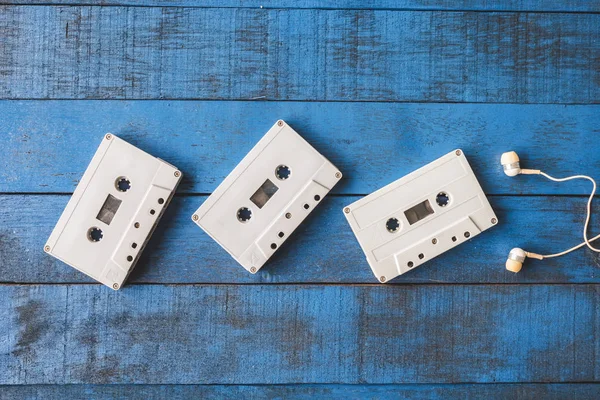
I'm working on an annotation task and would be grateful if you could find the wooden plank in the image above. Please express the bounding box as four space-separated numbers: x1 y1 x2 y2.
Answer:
1 8 598 102
2 1 599 12
0 284 598 384
2 194 600 284
2 101 600 195
1 384 599 399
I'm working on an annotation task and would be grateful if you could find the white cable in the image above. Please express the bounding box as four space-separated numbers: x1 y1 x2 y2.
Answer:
536 171 600 258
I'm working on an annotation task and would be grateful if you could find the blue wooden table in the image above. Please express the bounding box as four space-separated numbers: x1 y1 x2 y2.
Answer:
1 1 599 398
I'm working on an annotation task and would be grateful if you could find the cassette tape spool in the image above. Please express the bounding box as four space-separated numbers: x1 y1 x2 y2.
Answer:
44 134 182 290
343 150 497 283
192 120 342 273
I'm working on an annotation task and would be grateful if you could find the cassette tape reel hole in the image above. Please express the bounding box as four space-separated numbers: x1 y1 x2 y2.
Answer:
436 192 450 207
386 218 400 233
87 227 103 242
237 207 252 223
115 177 131 192
275 165 291 180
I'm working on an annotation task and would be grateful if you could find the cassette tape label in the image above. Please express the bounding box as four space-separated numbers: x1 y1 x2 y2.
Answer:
352 155 467 229
193 120 341 273
344 150 497 282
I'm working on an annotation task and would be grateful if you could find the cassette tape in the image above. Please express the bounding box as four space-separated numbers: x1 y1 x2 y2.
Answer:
192 120 342 273
44 134 182 290
343 150 497 283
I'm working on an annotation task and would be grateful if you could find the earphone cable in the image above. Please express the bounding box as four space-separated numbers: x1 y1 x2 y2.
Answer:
538 172 600 258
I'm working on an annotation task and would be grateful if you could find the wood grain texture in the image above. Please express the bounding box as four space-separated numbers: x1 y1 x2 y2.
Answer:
1 8 599 102
1 284 598 384
2 195 600 284
2 1 600 12
2 101 600 195
1 384 599 399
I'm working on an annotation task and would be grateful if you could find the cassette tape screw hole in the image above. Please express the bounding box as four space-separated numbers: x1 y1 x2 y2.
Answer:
250 267 257 274
270 243 277 250
87 227 103 242
275 165 291 180
134 222 140 229
127 255 133 262
491 218 498 224
379 276 386 283
452 236 457 242
314 195 321 201
432 238 438 245
418 253 425 260
303 204 310 210
464 231 471 238
149 209 156 215
285 212 292 219
44 245 51 252
112 283 119 290
174 171 181 178
344 207 350 214
237 207 252 223
335 172 342 179
386 218 400 233
192 214 199 221
131 243 138 249
407 261 414 268
278 232 285 238
158 198 165 205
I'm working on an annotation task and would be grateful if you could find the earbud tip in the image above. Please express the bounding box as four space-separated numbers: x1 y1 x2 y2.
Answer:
500 151 519 165
506 259 523 273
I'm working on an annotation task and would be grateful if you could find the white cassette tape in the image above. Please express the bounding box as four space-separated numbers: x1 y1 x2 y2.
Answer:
44 134 182 290
343 150 497 283
192 120 342 273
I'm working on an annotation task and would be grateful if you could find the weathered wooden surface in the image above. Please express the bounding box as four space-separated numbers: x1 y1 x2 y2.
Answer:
1 384 599 400
3 1 600 11
1 284 598 384
1 8 599 103
1 195 599 284
1 0 599 395
1 101 599 195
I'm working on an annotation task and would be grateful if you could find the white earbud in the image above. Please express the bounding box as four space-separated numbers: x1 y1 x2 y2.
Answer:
506 248 543 273
500 151 521 176
500 151 540 176
501 150 600 273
